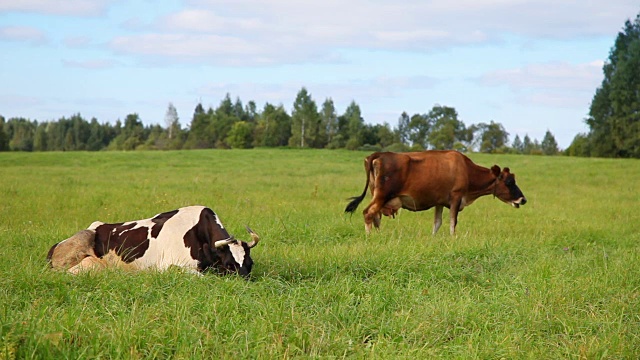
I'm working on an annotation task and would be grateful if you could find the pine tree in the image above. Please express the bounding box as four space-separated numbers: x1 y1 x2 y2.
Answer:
512 134 524 154
541 130 559 155
587 13 640 157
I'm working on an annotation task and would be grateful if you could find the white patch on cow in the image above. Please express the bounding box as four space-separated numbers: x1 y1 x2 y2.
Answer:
214 213 225 229
228 242 246 266
126 206 207 271
88 221 104 230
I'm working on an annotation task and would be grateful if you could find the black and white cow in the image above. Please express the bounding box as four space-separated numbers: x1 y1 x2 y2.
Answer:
47 206 260 276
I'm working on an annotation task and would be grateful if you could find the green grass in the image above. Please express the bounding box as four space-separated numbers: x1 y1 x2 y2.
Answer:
0 149 639 358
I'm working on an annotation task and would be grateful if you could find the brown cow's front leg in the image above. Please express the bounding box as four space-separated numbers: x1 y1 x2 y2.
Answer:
433 205 444 235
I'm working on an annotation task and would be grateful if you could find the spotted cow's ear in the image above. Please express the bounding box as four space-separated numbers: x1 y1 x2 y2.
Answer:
491 165 501 178
202 243 214 263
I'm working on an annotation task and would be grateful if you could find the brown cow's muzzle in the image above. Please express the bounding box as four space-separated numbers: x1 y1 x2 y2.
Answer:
512 197 527 208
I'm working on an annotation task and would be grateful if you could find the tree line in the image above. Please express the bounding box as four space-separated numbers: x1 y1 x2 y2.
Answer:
0 89 560 155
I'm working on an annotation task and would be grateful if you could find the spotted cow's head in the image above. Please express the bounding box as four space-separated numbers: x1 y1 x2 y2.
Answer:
206 226 260 277
491 165 527 208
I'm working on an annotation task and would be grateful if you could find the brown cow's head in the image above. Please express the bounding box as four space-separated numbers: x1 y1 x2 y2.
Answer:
491 166 527 208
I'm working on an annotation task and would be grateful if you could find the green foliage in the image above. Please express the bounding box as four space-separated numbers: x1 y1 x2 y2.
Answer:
184 105 214 149
475 121 509 153
408 113 431 149
254 103 291 147
541 130 559 155
289 87 321 148
164 102 181 142
397 112 411 145
427 105 467 150
522 134 543 155
566 133 591 156
5 117 35 151
0 150 639 358
321 98 339 146
344 101 365 149
587 13 640 158
4 93 563 155
0 115 9 151
383 142 411 152
226 121 253 149
511 134 524 154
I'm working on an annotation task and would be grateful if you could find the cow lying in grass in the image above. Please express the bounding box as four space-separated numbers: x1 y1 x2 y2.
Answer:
47 206 260 277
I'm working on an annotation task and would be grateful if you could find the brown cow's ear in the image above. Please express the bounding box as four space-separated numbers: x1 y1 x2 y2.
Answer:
503 167 511 173
491 165 501 177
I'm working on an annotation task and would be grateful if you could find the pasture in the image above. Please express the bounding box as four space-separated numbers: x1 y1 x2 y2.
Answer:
0 149 638 358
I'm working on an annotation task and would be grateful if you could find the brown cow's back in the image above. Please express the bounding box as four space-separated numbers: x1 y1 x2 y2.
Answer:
375 151 470 211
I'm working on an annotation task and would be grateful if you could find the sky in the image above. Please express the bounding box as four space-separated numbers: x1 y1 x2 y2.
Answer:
1 1 638 149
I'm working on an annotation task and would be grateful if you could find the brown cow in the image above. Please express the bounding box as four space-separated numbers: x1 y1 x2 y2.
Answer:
345 150 526 235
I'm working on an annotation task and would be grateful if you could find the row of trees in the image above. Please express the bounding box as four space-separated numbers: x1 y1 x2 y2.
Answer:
567 13 640 158
0 90 560 155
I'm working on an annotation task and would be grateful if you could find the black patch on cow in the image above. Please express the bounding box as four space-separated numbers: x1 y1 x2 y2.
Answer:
150 209 178 238
182 207 238 273
93 222 151 263
504 174 524 199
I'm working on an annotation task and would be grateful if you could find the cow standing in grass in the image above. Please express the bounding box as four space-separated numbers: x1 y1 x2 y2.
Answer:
345 151 527 235
47 206 260 277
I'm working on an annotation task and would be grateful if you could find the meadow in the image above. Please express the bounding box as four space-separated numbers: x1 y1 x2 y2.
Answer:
0 149 638 359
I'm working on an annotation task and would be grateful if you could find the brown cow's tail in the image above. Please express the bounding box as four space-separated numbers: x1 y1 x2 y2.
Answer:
345 154 376 213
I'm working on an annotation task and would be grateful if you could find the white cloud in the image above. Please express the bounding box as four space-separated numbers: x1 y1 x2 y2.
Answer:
477 61 604 110
162 9 263 33
62 59 118 69
186 0 636 39
479 61 604 92
64 36 91 48
0 0 112 16
0 26 47 44
109 33 275 64
0 94 43 110
524 91 593 109
106 0 637 65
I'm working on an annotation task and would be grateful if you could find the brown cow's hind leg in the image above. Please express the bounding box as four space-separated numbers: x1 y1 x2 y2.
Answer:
449 196 462 235
433 206 444 235
363 202 383 234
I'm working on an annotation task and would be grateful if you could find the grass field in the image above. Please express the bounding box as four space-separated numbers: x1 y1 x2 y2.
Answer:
0 149 639 359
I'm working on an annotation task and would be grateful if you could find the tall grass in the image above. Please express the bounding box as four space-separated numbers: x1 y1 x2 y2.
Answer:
0 149 638 358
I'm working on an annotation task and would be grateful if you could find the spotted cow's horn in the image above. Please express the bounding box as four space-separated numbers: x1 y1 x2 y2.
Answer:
245 226 260 248
214 237 235 248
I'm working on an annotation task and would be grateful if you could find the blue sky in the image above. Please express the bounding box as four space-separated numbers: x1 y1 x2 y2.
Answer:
1 0 638 148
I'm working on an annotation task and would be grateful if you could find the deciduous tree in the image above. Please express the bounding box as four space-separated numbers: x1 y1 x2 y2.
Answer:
289 87 320 148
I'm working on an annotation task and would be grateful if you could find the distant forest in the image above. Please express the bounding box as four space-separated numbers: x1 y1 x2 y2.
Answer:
1 13 638 158
0 91 561 155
